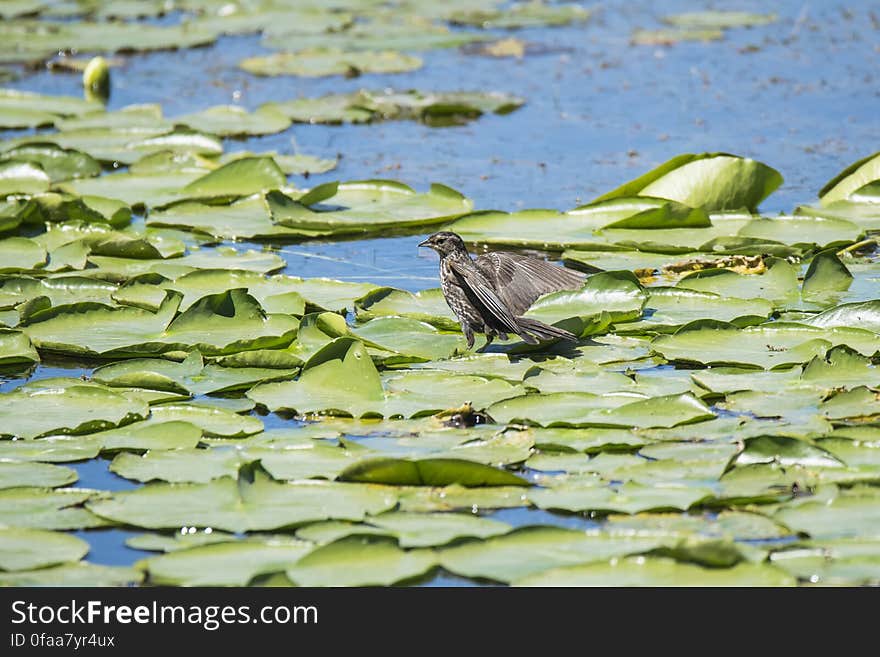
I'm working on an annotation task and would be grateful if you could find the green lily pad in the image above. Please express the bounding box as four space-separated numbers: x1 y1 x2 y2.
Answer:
338 457 528 487
24 289 298 358
621 287 773 333
529 480 713 514
87 468 398 532
631 28 724 46
360 511 511 548
663 11 777 29
675 258 800 308
488 391 714 428
267 89 524 126
261 16 485 52
138 539 314 586
269 181 472 237
0 143 101 182
802 251 854 303
59 169 203 209
515 556 794 586
93 420 203 453
0 461 77 489
820 151 880 205
148 403 262 438
109 448 245 483
0 88 101 117
355 317 466 362
286 535 436 586
9 126 223 165
240 48 422 78
0 487 108 530
775 486 880 539
734 436 844 469
173 105 291 137
0 19 217 64
0 160 49 196
0 237 47 273
397 484 529 513
250 338 524 418
0 527 89 571
0 329 38 368
439 526 668 583
0 383 147 438
801 300 880 333
770 539 880 585
652 321 880 369
0 562 143 586
88 247 286 278
55 104 170 132
738 215 862 249
0 434 101 463
93 351 297 396
451 3 592 29
180 156 286 201
355 287 459 330
522 270 646 330
593 153 783 213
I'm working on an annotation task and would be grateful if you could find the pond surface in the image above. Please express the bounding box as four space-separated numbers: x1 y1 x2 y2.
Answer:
1 0 879 586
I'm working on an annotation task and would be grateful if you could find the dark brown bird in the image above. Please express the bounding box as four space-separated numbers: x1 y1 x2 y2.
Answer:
418 231 586 349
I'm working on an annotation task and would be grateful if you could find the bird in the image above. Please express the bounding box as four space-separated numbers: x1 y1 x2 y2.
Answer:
418 231 587 349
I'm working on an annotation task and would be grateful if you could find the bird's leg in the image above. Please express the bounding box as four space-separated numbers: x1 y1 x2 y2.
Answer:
477 334 494 353
463 324 475 350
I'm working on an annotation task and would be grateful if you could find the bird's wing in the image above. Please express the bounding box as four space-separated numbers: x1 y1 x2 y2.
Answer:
475 251 587 315
448 259 521 333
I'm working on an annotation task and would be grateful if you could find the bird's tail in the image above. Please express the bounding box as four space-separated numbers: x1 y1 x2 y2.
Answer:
515 317 578 344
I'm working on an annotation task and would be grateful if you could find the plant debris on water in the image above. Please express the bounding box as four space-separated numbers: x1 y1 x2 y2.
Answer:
0 0 878 588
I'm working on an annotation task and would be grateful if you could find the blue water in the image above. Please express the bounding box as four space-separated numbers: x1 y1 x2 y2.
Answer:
3 0 877 582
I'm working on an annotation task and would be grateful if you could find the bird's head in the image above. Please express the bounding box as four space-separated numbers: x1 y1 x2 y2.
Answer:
418 231 468 257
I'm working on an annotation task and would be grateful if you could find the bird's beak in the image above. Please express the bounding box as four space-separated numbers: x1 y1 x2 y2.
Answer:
418 238 431 248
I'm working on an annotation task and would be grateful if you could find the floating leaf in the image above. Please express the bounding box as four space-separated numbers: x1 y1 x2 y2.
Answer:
515 556 794 586
180 156 286 200
88 462 397 531
775 487 880 539
593 153 783 212
0 487 107 530
451 3 592 29
138 540 313 586
0 143 100 182
0 160 49 196
173 105 291 137
338 457 528 487
0 461 77 489
0 562 142 586
24 289 298 358
652 321 880 369
92 351 296 396
738 215 862 249
489 392 714 428
663 11 777 29
287 535 436 586
0 329 38 368
770 539 880 585
0 527 89 571
240 49 422 78
440 526 668 583
631 28 724 45
0 383 147 438
622 287 773 333
801 300 880 333
267 89 523 125
820 151 880 205
356 287 459 330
